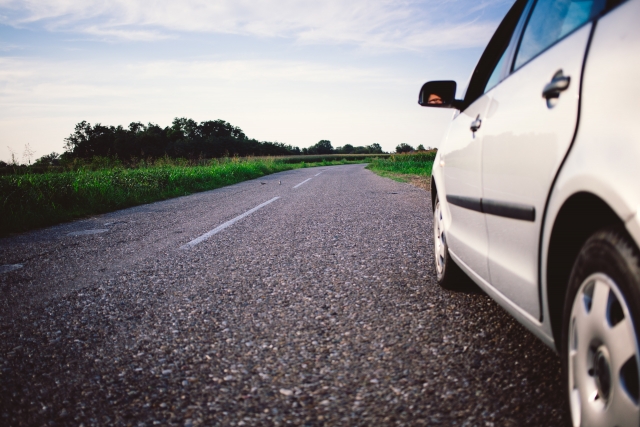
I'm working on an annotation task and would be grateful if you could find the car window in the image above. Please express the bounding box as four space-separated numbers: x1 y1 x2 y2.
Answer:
484 47 509 93
483 0 535 94
514 0 595 70
462 0 529 108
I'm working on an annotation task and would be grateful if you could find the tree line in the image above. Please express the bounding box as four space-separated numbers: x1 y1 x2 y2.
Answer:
61 118 300 161
303 139 383 156
2 118 387 167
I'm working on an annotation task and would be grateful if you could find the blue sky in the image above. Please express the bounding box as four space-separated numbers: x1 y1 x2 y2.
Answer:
0 0 514 163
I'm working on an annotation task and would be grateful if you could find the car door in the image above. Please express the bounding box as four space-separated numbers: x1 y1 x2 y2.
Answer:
439 98 491 281
480 0 599 319
438 0 530 283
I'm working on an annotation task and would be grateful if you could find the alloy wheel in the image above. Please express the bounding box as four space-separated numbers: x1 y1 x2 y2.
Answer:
568 273 640 426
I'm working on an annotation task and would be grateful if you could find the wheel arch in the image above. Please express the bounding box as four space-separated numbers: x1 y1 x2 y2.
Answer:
546 192 623 345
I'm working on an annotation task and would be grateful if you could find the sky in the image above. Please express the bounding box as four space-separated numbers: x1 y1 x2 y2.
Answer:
0 0 514 163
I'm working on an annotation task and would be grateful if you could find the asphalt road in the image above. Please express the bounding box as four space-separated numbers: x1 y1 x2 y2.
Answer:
0 164 567 426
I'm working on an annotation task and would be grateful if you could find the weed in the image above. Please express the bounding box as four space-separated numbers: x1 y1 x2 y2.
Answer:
366 151 435 190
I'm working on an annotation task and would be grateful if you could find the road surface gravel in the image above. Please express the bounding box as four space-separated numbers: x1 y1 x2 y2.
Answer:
0 164 567 426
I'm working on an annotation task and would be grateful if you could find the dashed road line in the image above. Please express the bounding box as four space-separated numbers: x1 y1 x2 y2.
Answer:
67 229 109 236
293 178 312 189
180 197 280 250
0 264 23 274
314 171 323 176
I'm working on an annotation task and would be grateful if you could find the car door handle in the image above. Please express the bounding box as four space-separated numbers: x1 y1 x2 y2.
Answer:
470 114 481 132
542 69 570 99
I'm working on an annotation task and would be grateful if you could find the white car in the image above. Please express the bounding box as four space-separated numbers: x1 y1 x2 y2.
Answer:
421 0 640 425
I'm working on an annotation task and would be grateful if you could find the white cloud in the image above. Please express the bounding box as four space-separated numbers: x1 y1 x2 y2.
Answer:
0 56 403 95
0 0 508 49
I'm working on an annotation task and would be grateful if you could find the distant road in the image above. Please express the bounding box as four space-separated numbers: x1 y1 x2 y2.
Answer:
0 164 567 426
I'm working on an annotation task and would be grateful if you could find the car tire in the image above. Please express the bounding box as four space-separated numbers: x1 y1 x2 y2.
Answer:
433 193 469 291
562 227 640 427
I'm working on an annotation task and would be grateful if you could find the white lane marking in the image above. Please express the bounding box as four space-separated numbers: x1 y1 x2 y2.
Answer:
180 197 280 250
314 171 323 176
67 229 109 236
293 178 312 189
0 264 23 274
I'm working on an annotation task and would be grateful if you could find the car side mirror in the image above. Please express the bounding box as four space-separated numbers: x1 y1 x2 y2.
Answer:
418 80 461 109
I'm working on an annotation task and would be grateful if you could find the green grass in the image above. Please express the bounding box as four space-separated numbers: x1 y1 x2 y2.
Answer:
0 154 391 176
367 170 413 183
366 151 435 179
0 157 365 236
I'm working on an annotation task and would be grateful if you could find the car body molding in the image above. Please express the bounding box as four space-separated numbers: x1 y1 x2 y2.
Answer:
445 195 483 213
446 194 536 221
482 198 536 221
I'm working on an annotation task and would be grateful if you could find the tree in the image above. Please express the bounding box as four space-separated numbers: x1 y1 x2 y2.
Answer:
368 143 383 154
339 144 354 154
33 152 61 166
312 140 333 154
22 143 36 165
6 146 18 165
64 121 117 158
61 118 302 161
396 143 414 153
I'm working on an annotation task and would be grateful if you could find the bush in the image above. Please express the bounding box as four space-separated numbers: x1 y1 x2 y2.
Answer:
395 143 414 153
366 150 436 176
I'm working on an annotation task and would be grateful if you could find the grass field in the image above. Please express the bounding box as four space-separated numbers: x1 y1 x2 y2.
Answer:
0 153 391 176
0 157 368 236
365 151 435 191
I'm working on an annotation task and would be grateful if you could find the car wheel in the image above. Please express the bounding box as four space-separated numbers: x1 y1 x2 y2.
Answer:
562 227 640 427
433 193 466 290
